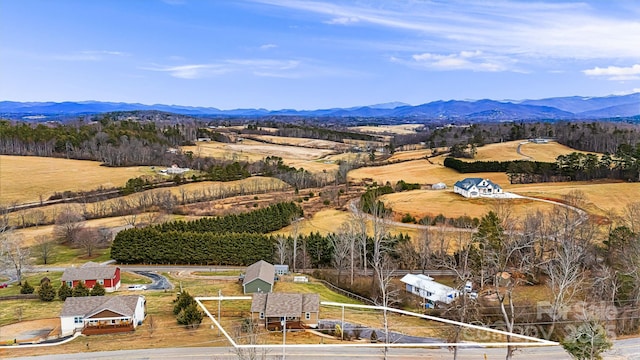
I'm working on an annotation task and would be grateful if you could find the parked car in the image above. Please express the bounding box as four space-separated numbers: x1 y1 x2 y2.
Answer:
127 284 147 290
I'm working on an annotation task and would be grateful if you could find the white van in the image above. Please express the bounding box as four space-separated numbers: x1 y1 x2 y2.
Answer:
128 284 147 290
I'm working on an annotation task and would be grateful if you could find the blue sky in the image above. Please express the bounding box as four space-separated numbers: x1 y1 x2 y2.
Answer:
1 0 639 110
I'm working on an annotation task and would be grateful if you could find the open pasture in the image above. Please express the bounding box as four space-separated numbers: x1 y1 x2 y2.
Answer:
183 140 337 173
381 190 558 221
244 134 346 150
387 148 432 162
348 159 509 186
0 155 152 204
350 124 423 135
510 180 640 216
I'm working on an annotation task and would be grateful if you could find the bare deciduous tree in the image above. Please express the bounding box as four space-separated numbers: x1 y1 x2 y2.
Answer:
53 206 85 243
0 230 31 284
73 227 107 257
34 235 55 265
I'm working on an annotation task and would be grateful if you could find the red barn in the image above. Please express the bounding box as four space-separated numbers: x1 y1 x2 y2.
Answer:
61 262 121 292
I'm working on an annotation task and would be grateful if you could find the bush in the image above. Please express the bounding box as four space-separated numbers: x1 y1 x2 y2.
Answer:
177 303 204 329
90 282 106 296
20 280 34 294
58 282 72 301
72 281 90 297
173 291 195 315
323 199 330 206
38 282 56 301
370 330 378 343
401 213 416 223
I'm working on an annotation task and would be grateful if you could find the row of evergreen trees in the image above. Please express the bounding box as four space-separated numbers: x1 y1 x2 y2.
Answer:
28 280 106 302
111 202 302 265
153 202 302 234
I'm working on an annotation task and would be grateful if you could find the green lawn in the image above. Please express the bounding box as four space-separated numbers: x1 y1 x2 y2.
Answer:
34 243 111 266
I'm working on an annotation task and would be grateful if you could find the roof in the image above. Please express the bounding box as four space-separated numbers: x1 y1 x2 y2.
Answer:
400 274 459 304
60 295 142 318
251 293 320 317
61 263 118 282
243 260 275 287
453 178 501 191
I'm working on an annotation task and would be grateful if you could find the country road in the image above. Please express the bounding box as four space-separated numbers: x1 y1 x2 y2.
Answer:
5 338 640 360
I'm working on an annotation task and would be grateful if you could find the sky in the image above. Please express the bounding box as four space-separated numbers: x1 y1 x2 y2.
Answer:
1 0 640 110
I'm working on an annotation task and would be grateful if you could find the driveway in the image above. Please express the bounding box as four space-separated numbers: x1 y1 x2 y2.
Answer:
132 271 173 290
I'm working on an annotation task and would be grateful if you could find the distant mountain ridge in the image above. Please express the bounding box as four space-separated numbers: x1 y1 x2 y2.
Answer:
1 93 639 120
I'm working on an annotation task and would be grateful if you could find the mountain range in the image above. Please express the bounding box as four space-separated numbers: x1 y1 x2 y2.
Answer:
1 93 639 121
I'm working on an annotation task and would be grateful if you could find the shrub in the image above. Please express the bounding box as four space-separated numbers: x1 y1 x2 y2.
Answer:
38 282 56 301
90 282 106 296
323 199 330 206
401 213 416 223
58 282 72 301
72 281 90 297
370 330 378 343
20 280 34 294
173 291 195 315
177 303 204 329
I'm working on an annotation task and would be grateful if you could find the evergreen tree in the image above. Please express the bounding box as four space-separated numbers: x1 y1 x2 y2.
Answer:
177 303 204 329
72 281 90 297
38 282 56 301
90 282 106 296
20 280 35 294
562 321 612 360
173 291 195 315
58 282 72 301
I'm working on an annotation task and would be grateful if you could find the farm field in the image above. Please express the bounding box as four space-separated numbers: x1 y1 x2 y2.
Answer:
6 177 289 229
0 155 153 204
387 148 432 162
183 140 338 173
244 134 346 150
349 124 423 135
348 159 509 186
381 190 559 220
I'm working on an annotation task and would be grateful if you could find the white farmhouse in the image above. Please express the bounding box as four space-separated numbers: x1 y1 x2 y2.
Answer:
400 274 460 309
453 178 502 198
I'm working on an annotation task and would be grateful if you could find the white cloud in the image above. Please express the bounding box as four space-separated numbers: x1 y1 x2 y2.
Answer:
583 64 640 80
52 50 129 61
408 50 509 72
143 59 302 79
325 17 360 25
260 44 278 50
251 0 640 60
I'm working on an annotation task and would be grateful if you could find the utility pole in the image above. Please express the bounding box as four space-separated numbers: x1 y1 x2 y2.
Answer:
282 318 287 360
217 289 222 336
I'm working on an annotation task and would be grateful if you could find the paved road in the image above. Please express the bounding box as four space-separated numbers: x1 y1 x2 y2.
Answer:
132 271 173 290
5 338 640 359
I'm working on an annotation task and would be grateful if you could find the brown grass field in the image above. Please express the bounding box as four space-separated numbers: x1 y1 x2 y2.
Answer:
349 124 423 135
244 134 345 150
348 159 510 186
183 140 339 173
0 155 153 204
381 190 559 220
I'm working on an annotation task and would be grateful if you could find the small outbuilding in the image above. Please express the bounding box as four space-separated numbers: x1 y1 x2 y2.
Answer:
431 182 447 190
242 260 275 294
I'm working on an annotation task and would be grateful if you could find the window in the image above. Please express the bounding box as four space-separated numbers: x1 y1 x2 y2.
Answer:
74 317 83 324
66 281 73 287
305 312 311 320
98 279 104 285
259 312 264 320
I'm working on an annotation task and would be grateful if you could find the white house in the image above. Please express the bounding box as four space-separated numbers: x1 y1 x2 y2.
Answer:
453 178 502 198
59 295 146 336
400 274 461 309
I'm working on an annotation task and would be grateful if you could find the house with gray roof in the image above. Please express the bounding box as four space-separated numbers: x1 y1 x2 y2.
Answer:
242 260 275 294
59 295 146 336
251 293 320 329
61 262 121 292
453 178 503 198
